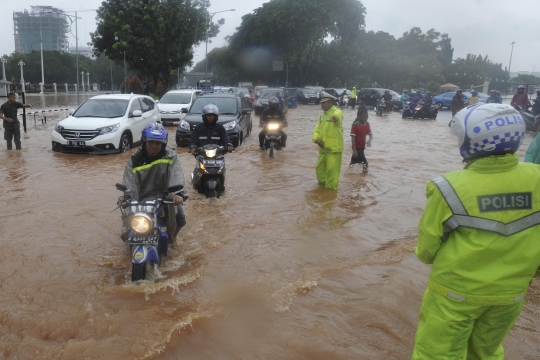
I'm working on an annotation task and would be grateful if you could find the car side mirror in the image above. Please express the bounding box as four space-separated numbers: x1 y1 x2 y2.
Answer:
132 110 143 117
241 109 249 115
69 109 75 115
181 108 188 113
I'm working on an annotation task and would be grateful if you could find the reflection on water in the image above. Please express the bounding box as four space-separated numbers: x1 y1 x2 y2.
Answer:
0 106 538 359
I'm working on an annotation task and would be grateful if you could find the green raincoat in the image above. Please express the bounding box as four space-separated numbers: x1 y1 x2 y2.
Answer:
312 105 343 189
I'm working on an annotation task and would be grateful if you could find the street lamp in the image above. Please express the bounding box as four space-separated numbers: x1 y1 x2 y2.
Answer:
18 60 25 93
205 9 235 90
508 41 516 75
115 36 127 80
39 8 45 94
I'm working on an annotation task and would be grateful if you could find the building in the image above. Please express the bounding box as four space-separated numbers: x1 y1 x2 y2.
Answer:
69 47 95 59
13 6 69 54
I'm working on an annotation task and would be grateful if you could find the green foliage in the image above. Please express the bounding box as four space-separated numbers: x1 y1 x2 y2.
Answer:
129 76 144 94
91 0 220 91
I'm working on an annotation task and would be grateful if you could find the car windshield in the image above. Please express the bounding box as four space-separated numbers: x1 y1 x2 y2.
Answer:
301 88 316 94
73 99 129 118
259 90 281 99
389 90 400 97
285 89 297 97
160 93 192 104
190 97 238 115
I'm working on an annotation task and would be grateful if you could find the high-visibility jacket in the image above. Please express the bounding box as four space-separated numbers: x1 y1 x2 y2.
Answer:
312 105 343 153
351 88 357 99
416 153 540 305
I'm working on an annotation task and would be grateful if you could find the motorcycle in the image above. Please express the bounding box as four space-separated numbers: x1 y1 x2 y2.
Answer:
263 121 285 158
512 105 537 132
412 101 438 120
402 101 412 118
339 94 349 108
375 98 386 116
114 183 185 281
191 144 227 198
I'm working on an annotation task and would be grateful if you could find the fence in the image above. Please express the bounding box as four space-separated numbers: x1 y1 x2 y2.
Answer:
10 83 100 94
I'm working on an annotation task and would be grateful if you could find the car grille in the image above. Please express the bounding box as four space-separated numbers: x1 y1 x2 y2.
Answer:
61 129 100 141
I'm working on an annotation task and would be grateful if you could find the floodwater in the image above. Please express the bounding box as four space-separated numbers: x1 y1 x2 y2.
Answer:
1 101 539 360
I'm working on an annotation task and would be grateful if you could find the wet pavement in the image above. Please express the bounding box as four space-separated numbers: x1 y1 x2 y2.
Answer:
0 100 539 359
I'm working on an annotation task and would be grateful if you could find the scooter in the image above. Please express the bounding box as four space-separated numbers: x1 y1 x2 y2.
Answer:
402 101 412 118
512 105 537 132
412 101 438 120
263 121 284 158
191 144 227 198
375 98 386 116
113 183 184 281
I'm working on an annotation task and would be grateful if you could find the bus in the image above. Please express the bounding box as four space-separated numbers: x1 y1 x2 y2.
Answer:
197 80 213 92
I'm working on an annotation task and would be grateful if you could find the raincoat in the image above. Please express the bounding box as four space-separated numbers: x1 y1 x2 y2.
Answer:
511 91 529 108
451 93 465 116
412 153 540 359
467 95 479 106
525 133 540 164
312 105 343 189
350 87 357 100
400 92 408 107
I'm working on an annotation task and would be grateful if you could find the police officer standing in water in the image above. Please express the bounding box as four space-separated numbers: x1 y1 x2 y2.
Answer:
412 103 540 359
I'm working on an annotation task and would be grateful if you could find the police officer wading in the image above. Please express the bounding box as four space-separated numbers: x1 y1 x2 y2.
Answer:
259 96 288 149
0 93 32 150
412 103 540 359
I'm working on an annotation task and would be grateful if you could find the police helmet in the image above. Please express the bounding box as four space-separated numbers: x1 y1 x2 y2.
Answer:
450 103 525 161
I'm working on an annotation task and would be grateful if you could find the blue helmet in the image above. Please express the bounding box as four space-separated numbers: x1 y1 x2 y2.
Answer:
202 103 219 123
451 104 525 161
141 122 168 149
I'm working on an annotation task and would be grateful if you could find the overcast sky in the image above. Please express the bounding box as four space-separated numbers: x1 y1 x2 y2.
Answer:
2 0 539 73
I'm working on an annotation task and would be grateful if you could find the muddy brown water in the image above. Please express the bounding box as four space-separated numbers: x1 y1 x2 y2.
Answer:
1 102 539 359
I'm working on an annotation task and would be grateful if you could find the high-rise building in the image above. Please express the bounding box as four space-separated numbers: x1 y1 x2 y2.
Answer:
13 6 69 54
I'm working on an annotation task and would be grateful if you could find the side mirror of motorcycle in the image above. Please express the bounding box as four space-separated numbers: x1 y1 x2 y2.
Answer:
167 184 184 192
116 183 128 191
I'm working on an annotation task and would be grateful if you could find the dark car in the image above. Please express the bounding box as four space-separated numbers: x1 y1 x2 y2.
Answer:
255 88 288 115
175 93 253 148
357 88 402 109
298 88 320 104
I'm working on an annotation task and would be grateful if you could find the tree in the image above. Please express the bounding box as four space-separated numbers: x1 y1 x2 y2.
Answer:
91 0 222 91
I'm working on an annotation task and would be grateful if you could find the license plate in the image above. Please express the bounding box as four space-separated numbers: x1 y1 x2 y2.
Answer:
127 235 159 243
162 120 173 125
67 140 86 147
203 160 223 166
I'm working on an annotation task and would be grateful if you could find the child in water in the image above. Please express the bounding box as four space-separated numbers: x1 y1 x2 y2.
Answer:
350 111 373 173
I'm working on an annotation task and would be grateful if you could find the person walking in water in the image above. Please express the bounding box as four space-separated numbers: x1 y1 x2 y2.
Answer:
312 91 343 190
412 103 540 359
349 110 372 173
451 89 465 117
0 93 32 150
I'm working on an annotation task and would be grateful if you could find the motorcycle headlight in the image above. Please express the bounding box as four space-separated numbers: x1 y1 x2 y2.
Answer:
97 123 120 135
54 124 64 133
256 101 262 106
180 119 190 130
204 148 217 158
131 213 152 234
267 123 281 130
223 121 236 131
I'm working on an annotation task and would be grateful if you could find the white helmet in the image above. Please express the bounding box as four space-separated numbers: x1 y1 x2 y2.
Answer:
451 103 525 160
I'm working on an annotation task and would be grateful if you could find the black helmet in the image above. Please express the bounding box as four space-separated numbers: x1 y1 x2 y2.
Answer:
268 96 279 108
456 89 463 93
471 90 478 96
426 91 432 96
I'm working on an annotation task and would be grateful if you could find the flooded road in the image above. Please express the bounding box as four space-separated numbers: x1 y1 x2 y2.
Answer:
1 102 539 359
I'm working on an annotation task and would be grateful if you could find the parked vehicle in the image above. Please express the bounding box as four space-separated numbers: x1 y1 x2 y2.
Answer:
357 88 401 110
433 91 488 109
298 88 320 104
114 182 185 281
255 88 289 114
191 144 227 198
263 121 284 158
254 85 269 97
52 94 160 154
285 88 298 108
175 93 252 148
157 90 202 126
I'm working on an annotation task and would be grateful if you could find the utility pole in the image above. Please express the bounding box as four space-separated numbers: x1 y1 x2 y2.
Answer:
18 60 25 93
508 42 516 76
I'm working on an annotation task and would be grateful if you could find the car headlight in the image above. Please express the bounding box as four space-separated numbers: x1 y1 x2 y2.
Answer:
204 148 217 158
54 124 64 133
180 119 190 130
131 213 152 234
256 101 261 107
223 121 236 131
97 123 120 135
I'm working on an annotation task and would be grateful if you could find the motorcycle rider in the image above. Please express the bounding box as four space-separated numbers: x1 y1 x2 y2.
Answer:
400 90 409 109
259 96 288 149
511 85 529 109
451 89 465 117
382 89 393 113
486 89 502 104
496 91 503 104
122 122 188 241
189 104 233 154
412 103 540 359
422 91 433 117
531 89 540 116
409 91 420 115
466 90 480 106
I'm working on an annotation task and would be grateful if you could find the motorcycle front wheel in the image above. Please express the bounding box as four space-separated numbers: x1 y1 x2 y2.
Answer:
132 263 146 281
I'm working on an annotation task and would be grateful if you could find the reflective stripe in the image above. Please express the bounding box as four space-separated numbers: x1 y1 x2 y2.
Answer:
211 137 221 140
447 292 465 301
132 159 173 173
428 278 526 305
444 212 540 236
199 136 207 139
432 176 467 215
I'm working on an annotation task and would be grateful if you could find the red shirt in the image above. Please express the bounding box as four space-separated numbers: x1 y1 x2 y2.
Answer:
350 121 371 149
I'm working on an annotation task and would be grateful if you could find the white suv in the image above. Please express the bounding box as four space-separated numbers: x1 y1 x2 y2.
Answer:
157 89 202 126
51 94 160 154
